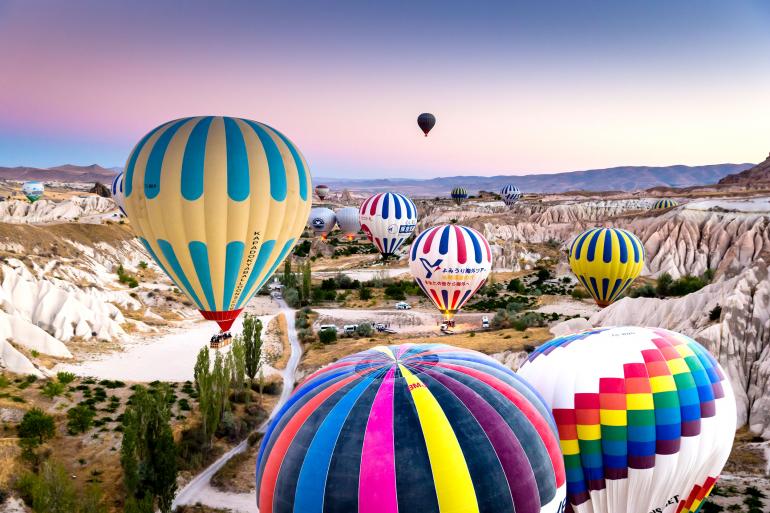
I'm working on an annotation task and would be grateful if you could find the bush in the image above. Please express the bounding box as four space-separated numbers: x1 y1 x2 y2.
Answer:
656 272 673 296
629 283 656 298
56 372 76 385
297 328 315 344
116 265 139 288
318 329 337 345
67 404 96 434
507 279 526 293
384 283 405 300
709 305 722 321
283 287 300 308
356 323 373 337
668 274 709 296
359 287 372 300
570 287 590 300
41 381 65 398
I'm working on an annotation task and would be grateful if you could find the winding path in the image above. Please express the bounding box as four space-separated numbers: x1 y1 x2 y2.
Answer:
171 300 302 512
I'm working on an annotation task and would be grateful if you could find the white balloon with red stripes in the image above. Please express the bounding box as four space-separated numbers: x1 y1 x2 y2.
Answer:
359 192 418 258
409 224 492 321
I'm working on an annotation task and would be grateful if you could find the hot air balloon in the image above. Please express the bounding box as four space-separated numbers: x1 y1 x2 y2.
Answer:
417 112 436 136
22 181 44 203
409 224 492 321
308 207 336 240
123 116 311 333
335 206 360 241
500 184 521 207
569 228 644 307
315 184 330 200
359 192 418 258
518 326 736 513
652 199 678 210
256 343 567 513
110 172 127 216
451 186 468 205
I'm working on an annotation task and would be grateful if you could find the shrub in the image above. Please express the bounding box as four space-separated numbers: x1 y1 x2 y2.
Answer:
359 287 372 300
41 381 65 399
283 287 300 308
384 283 406 300
629 283 656 298
570 287 590 300
67 404 96 434
297 328 315 344
356 323 373 337
656 272 673 296
318 329 337 345
668 275 709 296
709 305 722 321
56 372 76 385
138 261 148 269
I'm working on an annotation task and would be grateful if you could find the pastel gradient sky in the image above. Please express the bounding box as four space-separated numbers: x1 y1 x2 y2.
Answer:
1 0 769 178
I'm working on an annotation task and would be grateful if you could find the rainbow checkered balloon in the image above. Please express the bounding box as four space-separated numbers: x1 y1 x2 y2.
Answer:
518 327 736 513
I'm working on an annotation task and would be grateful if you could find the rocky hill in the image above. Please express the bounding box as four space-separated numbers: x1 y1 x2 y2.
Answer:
719 152 770 186
320 163 753 195
0 196 117 223
0 164 117 183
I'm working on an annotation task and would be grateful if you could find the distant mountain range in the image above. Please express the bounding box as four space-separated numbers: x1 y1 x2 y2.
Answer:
318 163 754 195
0 162 756 194
0 164 118 183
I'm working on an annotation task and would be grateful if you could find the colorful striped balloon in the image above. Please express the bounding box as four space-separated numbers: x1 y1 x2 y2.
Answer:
22 181 44 203
652 199 679 210
359 192 418 258
500 184 521 206
451 186 468 205
110 172 127 216
256 343 567 513
568 228 645 307
123 116 311 332
409 224 492 321
518 327 736 513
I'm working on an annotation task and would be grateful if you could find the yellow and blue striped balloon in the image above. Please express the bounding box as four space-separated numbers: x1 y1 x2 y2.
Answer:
123 116 312 331
568 228 645 307
652 199 678 210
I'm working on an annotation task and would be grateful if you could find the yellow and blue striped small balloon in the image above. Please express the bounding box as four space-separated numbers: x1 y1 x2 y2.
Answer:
123 116 312 331
568 228 645 307
652 199 679 210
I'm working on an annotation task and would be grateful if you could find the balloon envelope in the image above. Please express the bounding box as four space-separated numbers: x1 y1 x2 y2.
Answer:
500 184 521 206
308 207 336 239
568 228 644 307
315 184 330 200
409 224 492 320
22 181 44 203
652 199 678 210
359 192 417 258
110 172 127 216
451 186 468 205
256 343 567 513
335 206 360 240
518 326 736 513
417 112 436 136
123 116 311 332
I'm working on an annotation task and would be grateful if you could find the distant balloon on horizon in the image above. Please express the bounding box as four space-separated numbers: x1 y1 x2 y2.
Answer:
315 184 330 200
417 113 436 137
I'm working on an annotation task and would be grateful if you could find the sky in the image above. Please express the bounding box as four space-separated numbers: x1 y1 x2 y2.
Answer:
1 0 769 178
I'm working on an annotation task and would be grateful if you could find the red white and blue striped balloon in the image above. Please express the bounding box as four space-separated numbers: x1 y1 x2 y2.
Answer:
110 172 127 216
409 224 492 320
359 192 418 258
500 185 522 206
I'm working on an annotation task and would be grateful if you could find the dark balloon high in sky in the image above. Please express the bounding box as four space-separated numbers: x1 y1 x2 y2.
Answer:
1 0 769 178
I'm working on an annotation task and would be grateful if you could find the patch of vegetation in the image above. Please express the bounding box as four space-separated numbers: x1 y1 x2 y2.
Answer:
41 381 65 398
67 404 96 434
56 371 76 385
466 294 535 312
709 305 722 321
318 329 337 345
116 264 139 288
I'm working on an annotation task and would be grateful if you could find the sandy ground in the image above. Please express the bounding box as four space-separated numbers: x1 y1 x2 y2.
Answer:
55 297 284 382
684 196 770 213
534 296 600 317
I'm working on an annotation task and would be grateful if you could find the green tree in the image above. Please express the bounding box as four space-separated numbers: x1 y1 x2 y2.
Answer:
243 314 263 386
77 484 107 513
302 261 312 304
66 404 95 434
18 408 55 445
656 272 673 296
193 346 233 446
30 461 77 513
229 335 246 398
121 385 178 513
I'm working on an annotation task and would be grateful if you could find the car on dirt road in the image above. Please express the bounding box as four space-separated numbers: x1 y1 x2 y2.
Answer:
395 301 411 310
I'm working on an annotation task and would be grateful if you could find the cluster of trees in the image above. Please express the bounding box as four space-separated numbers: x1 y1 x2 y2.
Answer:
281 259 312 308
629 269 714 299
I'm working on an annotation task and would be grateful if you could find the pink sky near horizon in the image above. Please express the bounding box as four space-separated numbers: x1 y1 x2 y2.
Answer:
1 1 769 177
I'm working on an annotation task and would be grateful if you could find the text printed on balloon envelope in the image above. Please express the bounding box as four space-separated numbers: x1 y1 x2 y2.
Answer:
232 230 261 307
649 495 680 513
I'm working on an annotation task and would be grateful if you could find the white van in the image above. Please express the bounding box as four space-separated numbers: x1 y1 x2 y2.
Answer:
481 316 490 329
343 324 359 334
319 324 338 334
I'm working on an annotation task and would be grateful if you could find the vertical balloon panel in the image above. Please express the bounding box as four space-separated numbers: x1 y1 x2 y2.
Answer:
123 116 311 331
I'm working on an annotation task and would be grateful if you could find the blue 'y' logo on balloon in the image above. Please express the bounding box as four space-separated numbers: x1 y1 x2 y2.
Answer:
420 258 443 279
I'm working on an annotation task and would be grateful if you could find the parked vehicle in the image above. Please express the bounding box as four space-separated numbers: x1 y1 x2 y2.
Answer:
482 316 490 328
319 324 338 333
395 302 411 310
343 324 359 334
